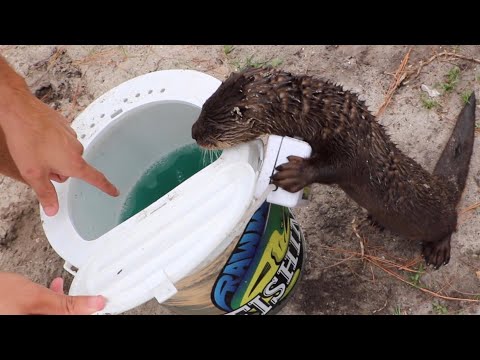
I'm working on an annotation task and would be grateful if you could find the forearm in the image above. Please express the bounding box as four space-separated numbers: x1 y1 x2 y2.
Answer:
0 56 32 122
0 127 24 182
0 55 29 95
0 56 28 182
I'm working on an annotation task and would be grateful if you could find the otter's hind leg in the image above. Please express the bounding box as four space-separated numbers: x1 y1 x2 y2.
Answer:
421 235 451 269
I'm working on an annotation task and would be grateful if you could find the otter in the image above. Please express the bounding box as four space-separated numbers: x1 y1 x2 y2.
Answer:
191 67 476 269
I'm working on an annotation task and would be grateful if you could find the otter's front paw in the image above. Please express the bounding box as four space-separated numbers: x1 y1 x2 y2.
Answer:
271 155 311 193
422 236 451 270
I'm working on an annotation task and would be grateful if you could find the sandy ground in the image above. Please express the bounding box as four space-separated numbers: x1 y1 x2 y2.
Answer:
0 45 479 315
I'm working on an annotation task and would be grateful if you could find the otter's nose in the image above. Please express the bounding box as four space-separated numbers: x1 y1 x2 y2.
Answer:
191 121 199 140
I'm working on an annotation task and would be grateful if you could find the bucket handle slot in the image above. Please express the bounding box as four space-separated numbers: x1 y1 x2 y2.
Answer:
64 262 78 276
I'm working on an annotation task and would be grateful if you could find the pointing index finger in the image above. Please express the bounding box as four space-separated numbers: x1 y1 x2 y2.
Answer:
72 159 119 197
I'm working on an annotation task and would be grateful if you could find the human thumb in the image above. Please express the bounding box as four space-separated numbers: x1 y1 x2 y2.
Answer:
32 290 106 315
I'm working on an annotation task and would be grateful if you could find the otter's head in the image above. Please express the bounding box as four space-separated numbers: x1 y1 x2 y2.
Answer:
191 68 272 149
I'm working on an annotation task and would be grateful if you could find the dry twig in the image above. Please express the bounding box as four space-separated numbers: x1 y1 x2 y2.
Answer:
319 244 479 303
376 48 412 117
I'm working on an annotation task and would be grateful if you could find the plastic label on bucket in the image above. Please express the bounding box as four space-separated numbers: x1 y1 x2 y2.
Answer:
212 203 304 315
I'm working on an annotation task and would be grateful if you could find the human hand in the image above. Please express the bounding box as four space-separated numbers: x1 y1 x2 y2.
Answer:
0 81 119 216
0 272 105 315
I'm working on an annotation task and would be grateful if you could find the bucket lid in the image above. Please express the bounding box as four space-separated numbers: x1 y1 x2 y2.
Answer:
68 141 265 314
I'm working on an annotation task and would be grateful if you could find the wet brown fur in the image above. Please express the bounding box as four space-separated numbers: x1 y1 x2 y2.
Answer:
191 67 476 269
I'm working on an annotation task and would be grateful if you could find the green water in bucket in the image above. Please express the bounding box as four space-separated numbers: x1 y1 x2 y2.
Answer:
119 143 222 223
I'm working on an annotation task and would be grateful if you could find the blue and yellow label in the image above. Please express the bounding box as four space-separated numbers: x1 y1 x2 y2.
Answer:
211 202 304 315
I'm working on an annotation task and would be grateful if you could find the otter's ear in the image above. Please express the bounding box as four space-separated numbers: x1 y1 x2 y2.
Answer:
224 70 243 84
211 71 250 103
223 69 252 87
202 72 245 114
240 66 267 79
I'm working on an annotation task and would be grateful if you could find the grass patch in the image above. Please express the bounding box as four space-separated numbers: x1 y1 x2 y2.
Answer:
223 45 234 55
233 55 283 71
432 302 448 315
420 94 439 110
393 305 404 315
441 66 461 93
409 263 425 287
461 90 473 104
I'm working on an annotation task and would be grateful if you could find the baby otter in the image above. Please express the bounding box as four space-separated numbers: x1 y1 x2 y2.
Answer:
191 67 476 269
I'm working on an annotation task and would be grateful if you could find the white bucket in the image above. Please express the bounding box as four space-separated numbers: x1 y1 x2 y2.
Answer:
41 70 306 315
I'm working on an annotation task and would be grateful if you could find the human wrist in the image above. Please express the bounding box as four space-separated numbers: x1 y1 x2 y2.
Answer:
0 59 32 127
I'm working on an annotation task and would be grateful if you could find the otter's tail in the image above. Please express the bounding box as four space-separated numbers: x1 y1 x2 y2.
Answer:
433 92 476 204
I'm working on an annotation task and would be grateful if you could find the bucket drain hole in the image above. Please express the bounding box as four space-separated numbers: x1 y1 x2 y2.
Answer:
111 109 123 118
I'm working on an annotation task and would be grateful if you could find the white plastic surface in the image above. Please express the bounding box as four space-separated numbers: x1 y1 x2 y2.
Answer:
40 70 223 270
254 135 312 208
68 141 265 314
